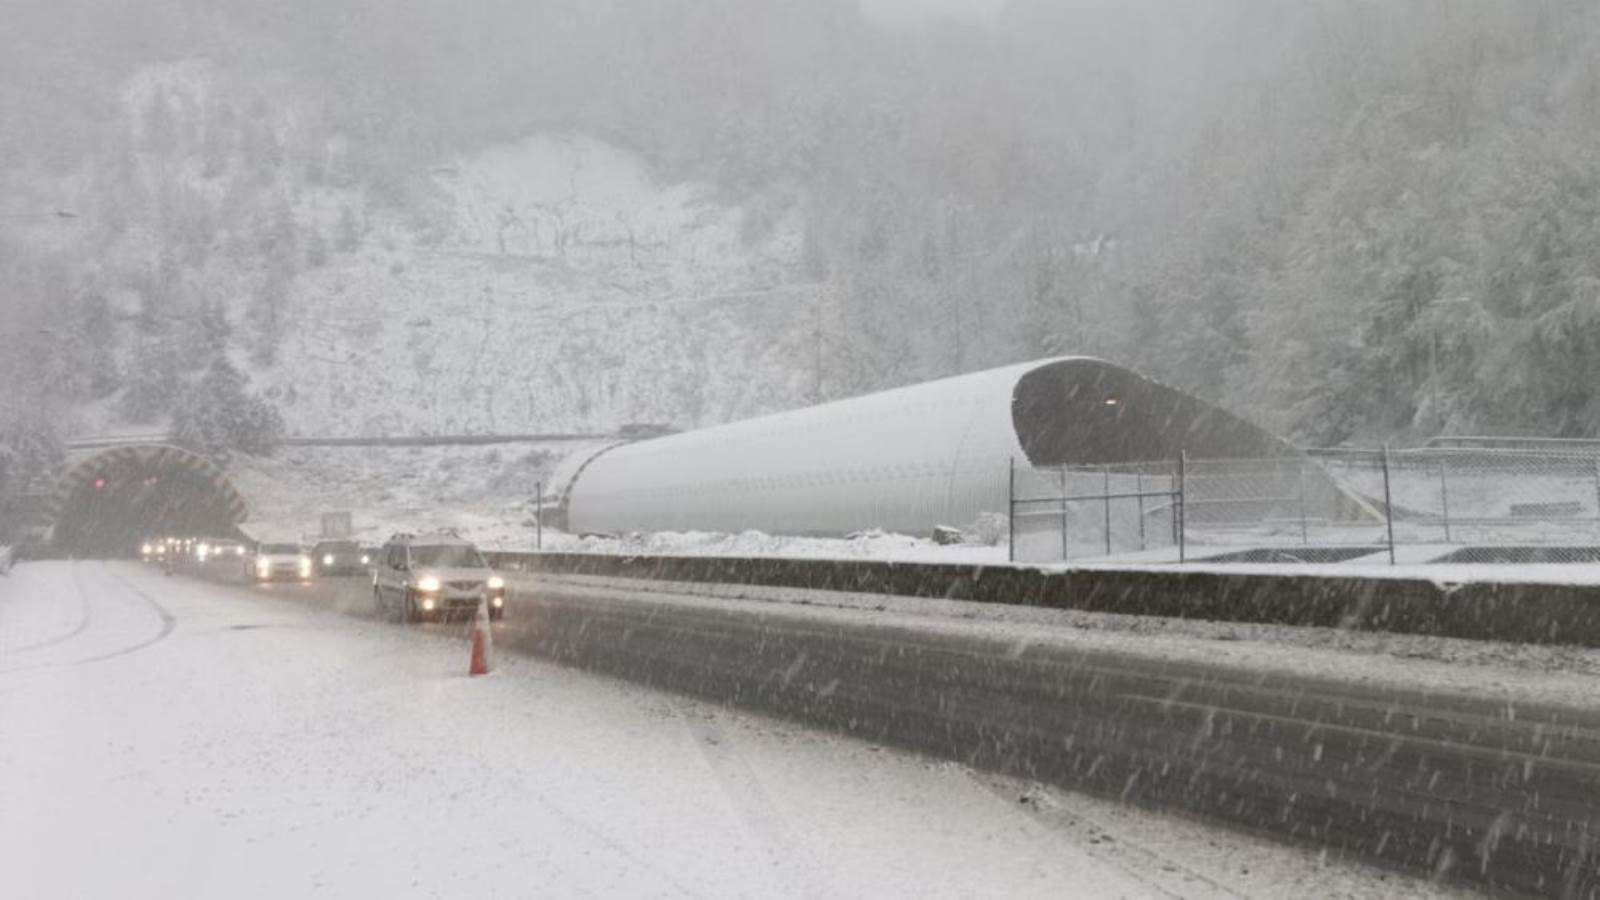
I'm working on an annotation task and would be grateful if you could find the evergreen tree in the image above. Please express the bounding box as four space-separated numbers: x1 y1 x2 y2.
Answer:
171 357 285 459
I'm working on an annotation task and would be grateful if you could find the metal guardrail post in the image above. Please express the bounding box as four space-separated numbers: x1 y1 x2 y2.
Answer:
535 480 543 551
1381 445 1397 565
1177 451 1188 564
1007 458 1016 564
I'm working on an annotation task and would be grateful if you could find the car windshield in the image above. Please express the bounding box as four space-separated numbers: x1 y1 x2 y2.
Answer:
408 545 485 568
317 542 359 553
260 544 300 554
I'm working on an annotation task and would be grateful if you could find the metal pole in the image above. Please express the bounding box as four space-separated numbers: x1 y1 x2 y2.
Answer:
1178 452 1188 564
1381 446 1397 565
1103 465 1113 557
1136 469 1146 551
1592 458 1600 542
1439 459 1453 543
1060 466 1070 563
1007 458 1016 564
535 480 543 551
1296 461 1309 546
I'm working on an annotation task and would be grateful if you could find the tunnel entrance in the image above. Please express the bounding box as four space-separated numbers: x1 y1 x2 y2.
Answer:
50 445 248 557
1010 359 1296 466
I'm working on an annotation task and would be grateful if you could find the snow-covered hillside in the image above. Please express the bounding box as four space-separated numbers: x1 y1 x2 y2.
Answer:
260 134 822 437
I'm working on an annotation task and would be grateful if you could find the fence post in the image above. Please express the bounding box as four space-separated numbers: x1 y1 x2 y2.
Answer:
1296 461 1309 546
1136 468 1147 551
1439 459 1452 544
1178 451 1188 564
1381 446 1397 565
1103 465 1113 557
1007 457 1016 564
535 480 543 551
1592 458 1600 543
1059 466 1070 563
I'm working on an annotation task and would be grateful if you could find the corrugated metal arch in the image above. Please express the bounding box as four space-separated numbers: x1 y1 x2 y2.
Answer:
565 357 1297 537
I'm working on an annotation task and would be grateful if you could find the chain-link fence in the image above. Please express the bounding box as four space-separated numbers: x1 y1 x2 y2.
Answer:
1010 448 1600 565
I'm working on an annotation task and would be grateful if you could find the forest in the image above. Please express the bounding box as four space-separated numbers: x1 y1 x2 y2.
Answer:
4 0 1600 494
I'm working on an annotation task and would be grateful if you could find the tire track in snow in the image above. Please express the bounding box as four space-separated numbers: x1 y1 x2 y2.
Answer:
72 562 177 665
671 698 834 899
967 771 1243 900
6 561 93 654
0 563 175 674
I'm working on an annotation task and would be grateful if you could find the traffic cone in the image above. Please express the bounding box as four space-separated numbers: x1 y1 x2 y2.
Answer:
468 597 492 676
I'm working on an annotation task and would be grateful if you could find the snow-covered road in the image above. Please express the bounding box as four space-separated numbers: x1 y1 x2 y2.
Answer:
0 562 1458 899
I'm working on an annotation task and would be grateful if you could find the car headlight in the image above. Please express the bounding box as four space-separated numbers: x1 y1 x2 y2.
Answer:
256 560 270 575
141 544 153 555
491 595 504 608
299 557 313 575
487 575 504 590
421 597 436 611
322 554 335 565
417 576 441 592
360 554 370 564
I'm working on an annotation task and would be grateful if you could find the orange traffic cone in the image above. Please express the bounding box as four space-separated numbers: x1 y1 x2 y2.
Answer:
468 598 492 676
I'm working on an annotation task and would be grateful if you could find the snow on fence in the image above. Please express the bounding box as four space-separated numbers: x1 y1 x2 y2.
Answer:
1010 447 1600 565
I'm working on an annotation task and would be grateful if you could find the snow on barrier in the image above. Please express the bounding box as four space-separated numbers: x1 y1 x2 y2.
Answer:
484 558 1600 895
484 551 1600 647
0 545 12 575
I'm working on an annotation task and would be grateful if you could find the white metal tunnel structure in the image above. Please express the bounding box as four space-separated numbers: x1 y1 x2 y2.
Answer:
563 357 1300 537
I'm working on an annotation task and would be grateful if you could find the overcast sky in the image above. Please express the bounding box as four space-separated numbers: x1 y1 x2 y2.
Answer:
859 0 1006 27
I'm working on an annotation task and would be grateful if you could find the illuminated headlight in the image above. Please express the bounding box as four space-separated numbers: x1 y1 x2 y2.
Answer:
416 576 441 593
322 554 335 565
197 546 210 562
256 560 270 577
491 595 504 609
141 543 153 555
421 598 436 611
487 576 505 590
234 547 244 556
360 554 370 565
299 557 313 577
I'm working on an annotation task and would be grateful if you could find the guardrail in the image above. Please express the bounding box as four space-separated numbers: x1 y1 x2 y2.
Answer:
279 433 611 447
484 550 1600 648
488 560 1600 895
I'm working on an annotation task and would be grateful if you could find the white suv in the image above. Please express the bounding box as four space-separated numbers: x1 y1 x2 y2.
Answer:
250 542 312 582
372 533 506 623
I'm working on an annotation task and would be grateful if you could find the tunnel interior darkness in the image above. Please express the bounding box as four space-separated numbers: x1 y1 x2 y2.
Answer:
1011 360 1295 466
51 446 247 557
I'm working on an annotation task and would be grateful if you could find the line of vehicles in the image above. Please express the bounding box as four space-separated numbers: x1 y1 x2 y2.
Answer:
140 531 507 623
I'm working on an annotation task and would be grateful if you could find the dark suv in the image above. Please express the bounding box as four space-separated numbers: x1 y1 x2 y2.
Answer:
311 539 368 576
372 533 506 623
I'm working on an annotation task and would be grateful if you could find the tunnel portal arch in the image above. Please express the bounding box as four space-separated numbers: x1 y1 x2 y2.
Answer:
49 444 248 557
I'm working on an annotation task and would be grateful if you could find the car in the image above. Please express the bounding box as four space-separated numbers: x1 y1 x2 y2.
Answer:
311 539 368 576
197 539 247 563
372 532 506 623
249 542 312 582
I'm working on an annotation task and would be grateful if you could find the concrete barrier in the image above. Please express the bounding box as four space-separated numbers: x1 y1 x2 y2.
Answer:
484 551 1600 647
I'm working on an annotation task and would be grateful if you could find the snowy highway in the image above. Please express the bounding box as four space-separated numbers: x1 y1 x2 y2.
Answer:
0 560 1468 899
